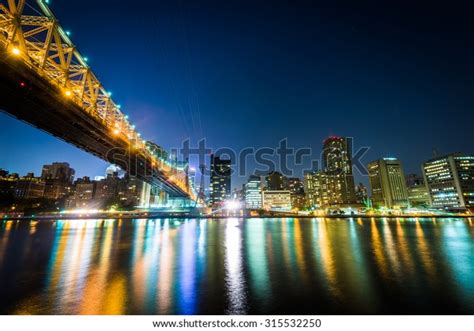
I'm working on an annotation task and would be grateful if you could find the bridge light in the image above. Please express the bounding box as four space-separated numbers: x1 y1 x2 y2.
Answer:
65 30 71 36
83 56 89 62
113 129 120 135
124 115 129 119
117 104 121 109
108 91 112 97
64 90 72 97
11 47 21 56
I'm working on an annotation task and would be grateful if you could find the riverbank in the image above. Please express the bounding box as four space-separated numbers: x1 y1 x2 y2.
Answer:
1 212 472 221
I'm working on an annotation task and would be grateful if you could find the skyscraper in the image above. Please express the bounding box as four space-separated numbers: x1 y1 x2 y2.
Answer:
320 136 357 206
422 153 474 211
244 175 262 209
368 158 409 209
209 154 231 207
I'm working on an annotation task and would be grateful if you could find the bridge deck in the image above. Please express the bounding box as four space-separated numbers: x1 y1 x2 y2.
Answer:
0 51 190 197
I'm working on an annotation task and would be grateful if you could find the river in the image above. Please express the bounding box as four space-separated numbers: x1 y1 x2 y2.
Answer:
1 217 474 314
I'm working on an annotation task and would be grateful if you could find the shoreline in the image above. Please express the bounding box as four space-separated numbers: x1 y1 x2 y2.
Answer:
2 213 472 221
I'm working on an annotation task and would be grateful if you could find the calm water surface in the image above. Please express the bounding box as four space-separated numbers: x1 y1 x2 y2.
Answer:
1 217 474 314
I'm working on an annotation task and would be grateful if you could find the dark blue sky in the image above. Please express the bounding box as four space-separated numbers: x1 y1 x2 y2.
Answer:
1 0 473 188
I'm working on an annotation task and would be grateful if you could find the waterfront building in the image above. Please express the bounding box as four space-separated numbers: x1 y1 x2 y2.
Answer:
265 171 288 191
69 176 95 208
118 175 150 208
406 173 424 187
244 175 262 209
41 162 75 182
0 171 19 200
407 184 431 208
304 171 347 208
94 172 120 205
14 173 45 199
422 153 474 211
368 158 409 209
355 182 368 205
262 190 291 211
232 186 245 202
287 177 305 209
209 154 231 207
322 136 357 205
43 179 73 200
40 162 76 200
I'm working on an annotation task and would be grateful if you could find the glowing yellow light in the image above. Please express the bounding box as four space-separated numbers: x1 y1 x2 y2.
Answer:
113 129 120 135
11 47 21 56
64 90 72 97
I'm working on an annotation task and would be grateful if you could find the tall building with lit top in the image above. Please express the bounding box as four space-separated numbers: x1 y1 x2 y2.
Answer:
368 158 409 209
209 154 231 207
422 153 474 211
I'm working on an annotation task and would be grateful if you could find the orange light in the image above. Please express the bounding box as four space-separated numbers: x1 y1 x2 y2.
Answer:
64 90 72 97
113 129 120 135
11 47 21 56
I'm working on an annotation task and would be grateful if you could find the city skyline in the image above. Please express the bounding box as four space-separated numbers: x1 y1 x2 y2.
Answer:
2 0 474 322
1 0 474 189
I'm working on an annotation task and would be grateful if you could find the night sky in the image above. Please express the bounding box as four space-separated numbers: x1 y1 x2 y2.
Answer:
1 0 473 188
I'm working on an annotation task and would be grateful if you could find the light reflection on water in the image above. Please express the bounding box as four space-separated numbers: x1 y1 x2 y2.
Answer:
0 217 474 314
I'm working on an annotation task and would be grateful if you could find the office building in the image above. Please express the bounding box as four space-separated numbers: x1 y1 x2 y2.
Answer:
209 154 231 207
368 158 409 209
287 177 305 209
244 175 262 209
14 173 45 199
321 136 357 205
265 171 288 190
262 190 291 211
41 162 75 182
422 153 474 210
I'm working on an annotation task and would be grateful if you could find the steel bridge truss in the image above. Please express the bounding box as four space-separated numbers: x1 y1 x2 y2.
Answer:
0 0 195 199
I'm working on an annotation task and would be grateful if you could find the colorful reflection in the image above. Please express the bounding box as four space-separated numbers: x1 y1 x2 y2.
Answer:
0 217 474 314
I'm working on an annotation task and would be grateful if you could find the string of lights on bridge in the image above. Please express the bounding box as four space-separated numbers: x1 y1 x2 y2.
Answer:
0 0 193 196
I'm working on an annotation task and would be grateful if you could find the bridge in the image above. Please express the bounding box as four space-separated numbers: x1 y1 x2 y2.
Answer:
0 0 195 199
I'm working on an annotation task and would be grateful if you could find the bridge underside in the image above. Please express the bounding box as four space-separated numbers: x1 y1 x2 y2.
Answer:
0 51 189 197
